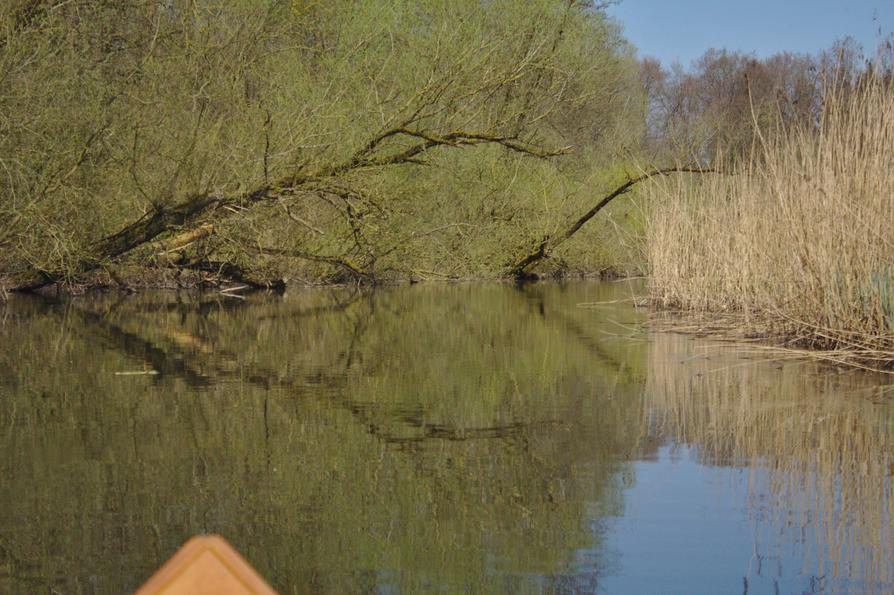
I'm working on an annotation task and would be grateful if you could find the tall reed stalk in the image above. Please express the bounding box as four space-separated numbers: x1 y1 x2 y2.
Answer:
647 75 894 366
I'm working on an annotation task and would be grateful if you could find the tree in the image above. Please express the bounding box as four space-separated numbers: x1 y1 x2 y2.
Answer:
1 0 643 290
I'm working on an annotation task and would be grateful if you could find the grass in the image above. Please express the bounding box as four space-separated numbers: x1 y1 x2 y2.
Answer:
646 74 894 369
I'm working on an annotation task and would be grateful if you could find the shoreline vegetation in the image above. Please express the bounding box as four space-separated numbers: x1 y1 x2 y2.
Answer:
2 1 892 367
647 75 894 371
1 0 653 292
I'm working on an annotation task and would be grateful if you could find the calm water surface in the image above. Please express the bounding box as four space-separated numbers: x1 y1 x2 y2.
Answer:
0 281 892 594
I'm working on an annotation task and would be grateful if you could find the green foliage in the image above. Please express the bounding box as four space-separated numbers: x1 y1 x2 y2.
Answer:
0 0 646 286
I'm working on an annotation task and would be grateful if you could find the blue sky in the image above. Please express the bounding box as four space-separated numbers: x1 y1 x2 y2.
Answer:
607 0 894 67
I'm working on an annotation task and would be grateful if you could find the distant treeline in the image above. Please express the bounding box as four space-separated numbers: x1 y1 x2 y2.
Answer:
640 38 894 162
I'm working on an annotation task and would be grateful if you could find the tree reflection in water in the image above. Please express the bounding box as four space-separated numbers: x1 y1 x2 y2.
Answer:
0 282 891 593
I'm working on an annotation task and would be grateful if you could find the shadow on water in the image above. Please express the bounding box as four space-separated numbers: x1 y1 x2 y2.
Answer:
0 281 892 593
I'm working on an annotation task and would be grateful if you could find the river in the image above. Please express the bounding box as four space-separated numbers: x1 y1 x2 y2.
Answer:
0 281 891 593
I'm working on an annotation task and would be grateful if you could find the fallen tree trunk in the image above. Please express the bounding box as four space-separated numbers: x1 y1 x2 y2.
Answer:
5 192 230 292
506 166 716 278
7 128 561 293
154 223 215 255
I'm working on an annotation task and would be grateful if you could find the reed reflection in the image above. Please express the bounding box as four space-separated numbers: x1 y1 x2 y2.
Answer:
646 333 894 590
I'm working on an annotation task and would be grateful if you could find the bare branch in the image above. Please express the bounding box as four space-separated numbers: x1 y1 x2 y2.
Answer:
507 166 720 277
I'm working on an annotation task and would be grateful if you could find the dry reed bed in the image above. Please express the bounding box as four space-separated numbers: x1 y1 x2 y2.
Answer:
646 76 894 368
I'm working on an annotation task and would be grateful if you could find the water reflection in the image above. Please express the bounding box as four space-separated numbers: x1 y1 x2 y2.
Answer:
641 333 894 594
0 282 891 594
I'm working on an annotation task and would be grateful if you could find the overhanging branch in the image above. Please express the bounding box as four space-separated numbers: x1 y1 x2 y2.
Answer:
507 165 718 278
8 125 565 292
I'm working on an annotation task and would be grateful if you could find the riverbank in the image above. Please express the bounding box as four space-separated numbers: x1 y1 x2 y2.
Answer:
6 263 894 374
0 264 633 297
